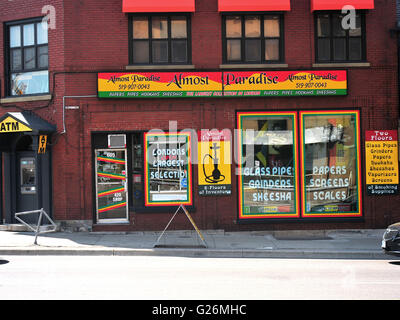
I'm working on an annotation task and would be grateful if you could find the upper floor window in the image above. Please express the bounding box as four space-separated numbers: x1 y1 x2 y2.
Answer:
6 18 49 96
315 12 366 63
130 15 191 65
222 14 284 64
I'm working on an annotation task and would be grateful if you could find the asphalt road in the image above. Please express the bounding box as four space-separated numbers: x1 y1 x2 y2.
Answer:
0 255 399 300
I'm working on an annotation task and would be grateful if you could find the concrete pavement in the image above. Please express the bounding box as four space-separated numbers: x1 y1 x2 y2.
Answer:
0 227 392 259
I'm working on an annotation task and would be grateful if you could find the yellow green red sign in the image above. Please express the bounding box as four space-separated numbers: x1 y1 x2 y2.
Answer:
98 70 347 98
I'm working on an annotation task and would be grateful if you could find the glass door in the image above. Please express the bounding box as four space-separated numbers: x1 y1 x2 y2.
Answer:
95 149 129 223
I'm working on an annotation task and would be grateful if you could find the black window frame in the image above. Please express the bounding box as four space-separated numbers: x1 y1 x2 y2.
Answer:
314 11 367 63
128 14 192 66
4 17 49 97
222 13 285 64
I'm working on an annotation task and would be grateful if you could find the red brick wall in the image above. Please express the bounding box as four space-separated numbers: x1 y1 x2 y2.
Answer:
1 0 399 230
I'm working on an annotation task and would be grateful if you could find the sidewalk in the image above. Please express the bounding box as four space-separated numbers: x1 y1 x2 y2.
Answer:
0 228 391 259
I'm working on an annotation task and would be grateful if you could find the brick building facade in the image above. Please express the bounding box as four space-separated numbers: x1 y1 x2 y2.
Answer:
0 0 399 232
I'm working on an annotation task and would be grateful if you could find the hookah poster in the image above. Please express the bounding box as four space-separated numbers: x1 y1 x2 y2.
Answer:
198 129 232 196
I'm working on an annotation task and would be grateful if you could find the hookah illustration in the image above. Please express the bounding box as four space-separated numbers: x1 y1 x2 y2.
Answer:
203 142 226 183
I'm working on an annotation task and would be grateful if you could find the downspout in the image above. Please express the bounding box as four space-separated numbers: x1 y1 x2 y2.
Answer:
396 0 400 161
61 95 96 230
397 21 400 163
392 19 400 163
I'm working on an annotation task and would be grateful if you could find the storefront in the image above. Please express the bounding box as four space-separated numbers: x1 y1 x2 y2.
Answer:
1 0 399 231
91 129 194 224
92 68 378 229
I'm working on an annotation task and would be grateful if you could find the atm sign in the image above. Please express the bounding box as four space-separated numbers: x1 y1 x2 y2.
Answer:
0 117 32 133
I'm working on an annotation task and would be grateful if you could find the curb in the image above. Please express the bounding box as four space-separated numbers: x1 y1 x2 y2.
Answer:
0 247 390 259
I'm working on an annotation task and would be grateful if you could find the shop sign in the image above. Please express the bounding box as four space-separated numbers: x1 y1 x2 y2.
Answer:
98 70 347 98
98 72 223 98
38 135 47 154
198 129 232 196
365 130 399 195
0 116 32 133
222 70 347 97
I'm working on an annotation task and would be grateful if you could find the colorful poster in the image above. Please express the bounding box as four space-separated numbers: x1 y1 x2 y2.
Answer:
98 70 347 98
365 130 399 195
198 129 232 196
144 132 193 206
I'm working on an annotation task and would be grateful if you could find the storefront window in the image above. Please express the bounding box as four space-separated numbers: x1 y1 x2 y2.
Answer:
300 111 362 217
237 110 363 221
144 132 193 206
237 112 299 220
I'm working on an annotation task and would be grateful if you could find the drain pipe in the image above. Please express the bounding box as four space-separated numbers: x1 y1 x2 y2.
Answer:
61 95 97 223
61 95 97 134
391 20 400 161
397 21 400 162
396 21 400 161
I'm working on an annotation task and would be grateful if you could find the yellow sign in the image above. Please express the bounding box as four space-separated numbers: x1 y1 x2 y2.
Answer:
365 131 399 185
365 130 399 196
0 116 32 133
198 130 231 196
38 135 48 154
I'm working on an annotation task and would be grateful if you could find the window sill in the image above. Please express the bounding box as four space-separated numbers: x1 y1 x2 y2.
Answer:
0 94 52 104
313 62 371 68
132 205 196 213
219 63 289 69
94 221 130 225
125 65 196 71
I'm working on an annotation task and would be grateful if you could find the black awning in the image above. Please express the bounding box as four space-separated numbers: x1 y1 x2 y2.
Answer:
0 111 56 135
0 111 56 152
